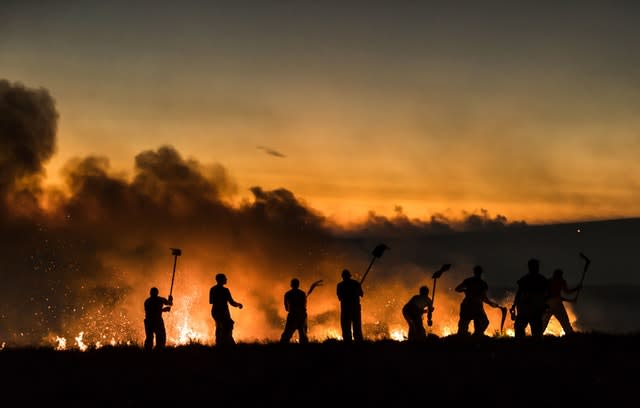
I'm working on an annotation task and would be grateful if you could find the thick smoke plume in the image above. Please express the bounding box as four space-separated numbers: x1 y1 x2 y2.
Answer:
0 80 637 348
0 79 57 216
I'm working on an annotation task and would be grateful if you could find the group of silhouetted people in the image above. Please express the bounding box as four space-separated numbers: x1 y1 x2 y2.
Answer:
510 258 581 338
402 258 582 341
143 257 582 349
449 258 581 339
143 273 243 350
279 269 364 344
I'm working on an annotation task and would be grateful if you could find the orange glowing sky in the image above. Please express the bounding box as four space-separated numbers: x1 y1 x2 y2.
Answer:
3 1 640 225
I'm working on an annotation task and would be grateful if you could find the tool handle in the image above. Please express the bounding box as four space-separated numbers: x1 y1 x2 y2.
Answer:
359 257 377 285
169 255 178 298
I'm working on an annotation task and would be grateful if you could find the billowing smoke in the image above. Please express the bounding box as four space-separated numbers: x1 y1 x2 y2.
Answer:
0 79 637 348
0 79 57 216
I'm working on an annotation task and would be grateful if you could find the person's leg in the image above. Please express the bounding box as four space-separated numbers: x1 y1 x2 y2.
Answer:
298 325 309 344
458 303 474 335
298 314 309 343
541 305 553 334
415 317 427 340
156 321 167 348
474 312 489 336
352 305 363 341
340 306 352 342
225 318 236 345
555 305 574 335
457 318 471 335
280 315 296 343
403 310 415 340
214 317 228 345
530 315 544 338
514 316 527 338
143 319 154 351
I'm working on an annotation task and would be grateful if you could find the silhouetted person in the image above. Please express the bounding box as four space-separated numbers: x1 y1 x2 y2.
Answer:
143 287 173 351
280 278 309 344
402 286 433 341
209 273 243 346
542 268 581 335
455 265 502 336
336 269 364 342
510 258 549 338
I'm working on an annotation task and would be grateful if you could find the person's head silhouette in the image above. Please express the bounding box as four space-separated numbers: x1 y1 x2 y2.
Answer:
341 269 351 280
291 278 300 288
419 285 429 296
473 265 483 277
150 287 159 297
216 273 227 284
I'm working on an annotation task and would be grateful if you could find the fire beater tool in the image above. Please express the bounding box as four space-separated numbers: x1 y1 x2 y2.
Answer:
307 280 324 297
427 263 451 327
168 248 182 303
359 244 390 285
573 252 591 303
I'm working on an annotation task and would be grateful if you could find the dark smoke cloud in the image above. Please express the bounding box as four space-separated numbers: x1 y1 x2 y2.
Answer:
0 79 58 214
1 79 639 347
345 207 527 238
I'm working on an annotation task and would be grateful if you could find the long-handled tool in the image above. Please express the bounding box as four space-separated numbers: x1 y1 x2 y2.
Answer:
573 252 591 303
359 244 390 285
427 263 451 327
168 248 182 302
307 280 324 296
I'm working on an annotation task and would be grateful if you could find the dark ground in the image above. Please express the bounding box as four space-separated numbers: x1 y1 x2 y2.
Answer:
1 333 638 407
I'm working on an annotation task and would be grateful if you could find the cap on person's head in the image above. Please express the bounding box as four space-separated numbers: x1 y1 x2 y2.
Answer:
150 287 159 296
341 269 351 279
215 273 227 283
419 285 429 295
473 265 483 276
291 278 300 288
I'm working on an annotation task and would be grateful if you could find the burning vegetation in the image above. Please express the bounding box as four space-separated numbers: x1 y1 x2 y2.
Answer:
1 79 581 350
